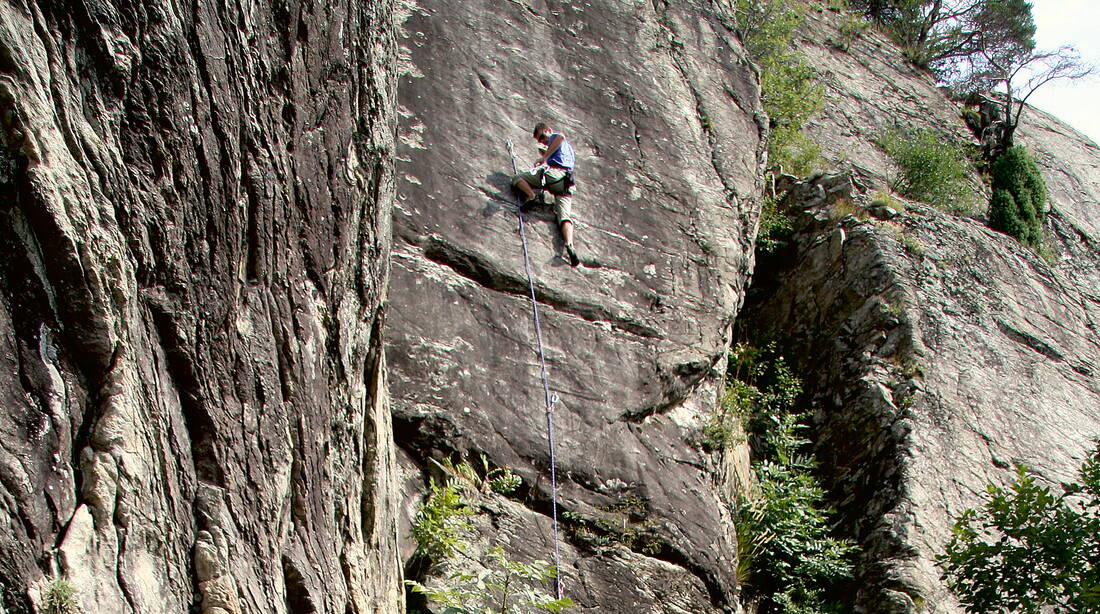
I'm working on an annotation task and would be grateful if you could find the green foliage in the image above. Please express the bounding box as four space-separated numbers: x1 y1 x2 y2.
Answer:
735 0 825 175
855 0 1035 74
940 442 1100 613
488 468 522 496
757 195 796 254
408 546 574 614
42 578 79 614
829 11 869 51
436 456 523 496
703 380 753 451
409 481 571 614
988 145 1046 247
771 123 823 177
726 344 858 613
413 479 474 563
879 128 977 213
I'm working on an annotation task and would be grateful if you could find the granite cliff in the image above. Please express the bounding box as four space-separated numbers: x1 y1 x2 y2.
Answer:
737 7 1100 613
0 0 400 612
0 1 1097 613
388 0 764 611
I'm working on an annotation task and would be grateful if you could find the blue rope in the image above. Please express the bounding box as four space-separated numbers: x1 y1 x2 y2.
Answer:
507 140 564 600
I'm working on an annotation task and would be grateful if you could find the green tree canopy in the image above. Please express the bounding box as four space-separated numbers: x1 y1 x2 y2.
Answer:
941 442 1100 613
852 0 1035 70
854 0 1093 153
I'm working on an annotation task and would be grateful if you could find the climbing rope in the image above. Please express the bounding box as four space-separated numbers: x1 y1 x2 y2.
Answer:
507 139 565 600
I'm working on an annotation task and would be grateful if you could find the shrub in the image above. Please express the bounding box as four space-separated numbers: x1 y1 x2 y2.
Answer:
736 0 825 175
42 578 79 614
408 478 571 614
940 442 1100 613
408 546 574 614
988 145 1046 247
412 479 473 563
703 380 753 451
771 121 823 177
880 128 977 212
726 344 858 614
757 195 795 254
434 456 523 496
740 414 857 614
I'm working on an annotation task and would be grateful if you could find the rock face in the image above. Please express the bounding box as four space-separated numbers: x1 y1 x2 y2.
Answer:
738 8 1100 613
388 0 764 611
0 1 400 612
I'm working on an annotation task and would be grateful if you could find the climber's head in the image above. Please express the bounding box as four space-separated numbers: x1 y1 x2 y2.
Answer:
533 122 552 144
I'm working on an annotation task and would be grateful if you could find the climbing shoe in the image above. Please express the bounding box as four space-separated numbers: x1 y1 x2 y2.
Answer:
520 197 541 211
565 243 580 267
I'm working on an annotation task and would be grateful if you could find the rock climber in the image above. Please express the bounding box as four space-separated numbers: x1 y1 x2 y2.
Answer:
512 122 580 267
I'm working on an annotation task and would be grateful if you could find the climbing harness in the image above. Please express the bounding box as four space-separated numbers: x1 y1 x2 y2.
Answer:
541 166 576 195
507 140 565 600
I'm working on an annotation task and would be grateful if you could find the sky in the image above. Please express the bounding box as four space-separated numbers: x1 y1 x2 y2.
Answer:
1025 0 1100 144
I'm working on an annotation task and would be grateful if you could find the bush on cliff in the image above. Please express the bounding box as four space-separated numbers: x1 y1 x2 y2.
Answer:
940 442 1100 613
735 0 825 175
407 476 573 614
879 127 977 213
988 145 1046 248
721 344 858 614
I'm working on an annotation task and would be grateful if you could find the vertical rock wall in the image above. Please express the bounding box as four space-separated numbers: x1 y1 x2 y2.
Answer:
0 0 401 611
739 8 1100 612
388 0 764 611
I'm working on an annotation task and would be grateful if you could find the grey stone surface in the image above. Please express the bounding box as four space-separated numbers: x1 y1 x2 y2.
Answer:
740 11 1100 607
796 8 982 198
388 0 764 611
0 1 401 611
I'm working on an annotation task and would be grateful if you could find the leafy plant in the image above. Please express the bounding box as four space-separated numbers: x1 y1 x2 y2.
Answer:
988 145 1046 248
42 578 79 614
879 128 977 213
408 477 570 614
408 546 574 614
435 456 523 496
703 380 753 451
757 195 795 254
735 0 825 175
940 442 1100 613
830 11 869 51
488 467 522 496
726 345 858 614
412 478 474 563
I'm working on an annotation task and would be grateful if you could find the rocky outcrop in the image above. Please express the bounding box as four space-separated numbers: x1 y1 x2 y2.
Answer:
738 8 1100 613
0 1 400 612
388 0 764 611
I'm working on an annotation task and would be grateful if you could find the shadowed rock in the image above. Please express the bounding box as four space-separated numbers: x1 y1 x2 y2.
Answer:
0 1 400 611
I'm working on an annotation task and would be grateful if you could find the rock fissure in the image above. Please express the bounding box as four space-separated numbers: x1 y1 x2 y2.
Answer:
417 234 663 339
650 0 738 204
